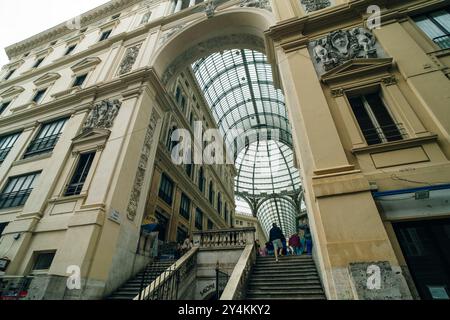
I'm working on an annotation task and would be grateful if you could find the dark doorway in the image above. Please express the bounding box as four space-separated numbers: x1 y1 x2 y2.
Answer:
393 218 450 300
155 211 169 242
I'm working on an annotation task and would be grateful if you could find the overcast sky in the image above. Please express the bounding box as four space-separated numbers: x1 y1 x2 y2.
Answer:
0 0 110 67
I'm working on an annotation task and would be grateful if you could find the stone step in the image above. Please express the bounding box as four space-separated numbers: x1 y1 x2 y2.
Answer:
253 265 317 271
246 295 326 300
247 284 324 291
257 256 313 260
252 270 318 276
248 279 322 286
246 289 325 296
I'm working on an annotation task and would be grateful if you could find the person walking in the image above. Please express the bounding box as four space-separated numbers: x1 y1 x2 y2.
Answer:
289 233 301 255
299 221 313 255
269 223 285 262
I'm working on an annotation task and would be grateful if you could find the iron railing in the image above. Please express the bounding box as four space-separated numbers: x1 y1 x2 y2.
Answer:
23 133 61 158
362 123 407 145
0 189 33 209
433 34 450 49
215 266 229 300
135 248 198 300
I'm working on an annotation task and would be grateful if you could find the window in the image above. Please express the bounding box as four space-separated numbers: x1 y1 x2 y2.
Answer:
189 113 194 127
4 69 15 81
33 57 45 69
111 13 121 20
414 8 450 49
24 118 68 158
225 203 229 224
65 152 96 196
0 101 11 115
72 74 87 88
179 193 191 221
198 167 205 192
180 96 186 111
195 208 203 230
159 173 174 205
217 193 222 215
0 132 21 163
0 172 40 209
50 41 57 46
207 220 214 230
348 91 404 145
32 252 55 271
65 44 77 56
209 181 215 205
175 86 182 102
177 227 188 244
99 30 112 42
32 88 47 104
185 163 193 178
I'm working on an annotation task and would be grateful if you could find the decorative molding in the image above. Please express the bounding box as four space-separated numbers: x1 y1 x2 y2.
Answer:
33 72 61 86
0 86 25 99
140 10 153 25
159 24 186 47
331 88 344 97
239 0 271 11
71 57 102 73
127 111 160 221
82 99 122 133
381 75 398 86
300 0 332 13
205 0 217 18
117 43 142 76
72 127 111 146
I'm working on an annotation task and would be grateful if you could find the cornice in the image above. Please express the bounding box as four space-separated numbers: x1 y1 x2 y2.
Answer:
4 0 149 59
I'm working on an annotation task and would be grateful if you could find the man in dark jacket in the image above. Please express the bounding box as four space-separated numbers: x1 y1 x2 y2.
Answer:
269 223 284 262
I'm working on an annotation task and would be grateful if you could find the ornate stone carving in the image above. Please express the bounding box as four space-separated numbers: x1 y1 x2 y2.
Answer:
140 11 152 25
382 76 397 86
310 27 379 74
331 88 344 97
82 99 122 132
205 0 217 18
300 0 331 13
127 111 160 221
159 24 186 46
117 44 142 76
240 0 272 11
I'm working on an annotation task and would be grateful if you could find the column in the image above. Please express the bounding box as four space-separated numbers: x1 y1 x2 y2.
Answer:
169 0 176 14
174 0 183 13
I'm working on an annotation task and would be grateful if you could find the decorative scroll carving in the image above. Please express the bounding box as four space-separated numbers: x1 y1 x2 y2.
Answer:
127 111 160 221
117 44 142 76
331 88 344 97
300 0 331 13
159 24 186 46
310 27 380 74
240 0 271 11
82 99 122 132
382 76 397 86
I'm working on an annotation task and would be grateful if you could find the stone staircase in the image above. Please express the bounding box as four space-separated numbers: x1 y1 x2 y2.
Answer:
245 255 326 300
107 259 175 300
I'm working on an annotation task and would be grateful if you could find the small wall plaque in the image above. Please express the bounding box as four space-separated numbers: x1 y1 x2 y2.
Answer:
109 209 121 224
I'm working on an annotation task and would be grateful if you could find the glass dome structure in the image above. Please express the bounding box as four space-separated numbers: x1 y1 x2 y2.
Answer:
192 49 302 237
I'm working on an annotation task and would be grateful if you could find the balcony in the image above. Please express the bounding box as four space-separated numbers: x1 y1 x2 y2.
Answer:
0 189 33 209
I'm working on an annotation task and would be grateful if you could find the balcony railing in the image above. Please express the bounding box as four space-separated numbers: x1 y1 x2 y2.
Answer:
193 227 256 248
64 182 85 197
433 34 450 50
0 189 33 209
23 134 61 158
362 123 407 146
0 147 12 162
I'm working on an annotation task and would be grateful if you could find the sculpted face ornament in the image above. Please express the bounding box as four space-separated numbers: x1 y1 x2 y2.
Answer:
83 99 122 132
310 27 380 74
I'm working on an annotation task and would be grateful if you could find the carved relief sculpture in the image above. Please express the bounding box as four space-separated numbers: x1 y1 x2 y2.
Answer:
140 11 152 25
127 111 160 221
205 0 217 18
82 99 122 132
310 27 380 74
240 0 271 11
300 0 331 13
117 44 142 75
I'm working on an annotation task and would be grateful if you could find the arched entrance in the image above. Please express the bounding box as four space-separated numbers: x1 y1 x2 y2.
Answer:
151 8 303 238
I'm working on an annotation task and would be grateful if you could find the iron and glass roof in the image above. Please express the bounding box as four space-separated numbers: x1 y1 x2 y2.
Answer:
192 49 301 236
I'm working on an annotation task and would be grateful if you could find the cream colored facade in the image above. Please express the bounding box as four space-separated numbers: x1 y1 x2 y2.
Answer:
0 0 449 300
234 212 267 243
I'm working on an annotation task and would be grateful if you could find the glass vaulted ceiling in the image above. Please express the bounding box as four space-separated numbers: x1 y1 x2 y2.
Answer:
192 49 301 237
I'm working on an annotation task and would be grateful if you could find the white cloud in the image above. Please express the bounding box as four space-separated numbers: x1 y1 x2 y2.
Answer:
0 0 110 66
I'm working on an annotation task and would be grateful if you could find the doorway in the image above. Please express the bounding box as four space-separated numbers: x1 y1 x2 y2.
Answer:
393 218 450 300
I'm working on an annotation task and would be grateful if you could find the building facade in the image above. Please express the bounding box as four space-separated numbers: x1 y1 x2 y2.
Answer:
0 0 449 300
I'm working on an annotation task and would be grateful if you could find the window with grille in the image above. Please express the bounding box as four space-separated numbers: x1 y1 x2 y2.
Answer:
72 74 87 88
217 193 222 215
0 172 40 209
0 101 11 115
179 193 191 221
195 208 203 230
0 132 21 163
348 91 405 145
65 152 95 196
32 88 47 104
24 118 68 158
32 251 55 271
99 30 112 42
414 8 450 49
159 173 174 205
